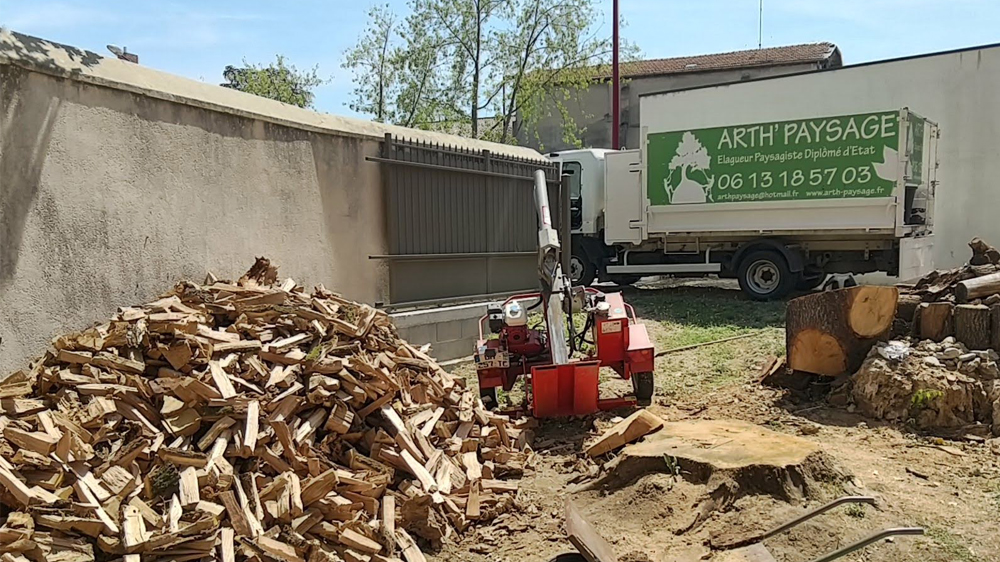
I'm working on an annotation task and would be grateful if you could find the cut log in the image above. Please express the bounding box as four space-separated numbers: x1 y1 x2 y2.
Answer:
918 302 954 341
896 292 923 323
955 304 992 350
992 304 1000 351
786 286 898 376
586 409 665 457
956 271 1000 303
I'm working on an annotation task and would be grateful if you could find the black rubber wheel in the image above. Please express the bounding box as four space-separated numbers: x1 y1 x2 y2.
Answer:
479 386 498 410
569 253 597 287
609 274 642 286
796 274 825 291
737 250 795 301
632 372 654 407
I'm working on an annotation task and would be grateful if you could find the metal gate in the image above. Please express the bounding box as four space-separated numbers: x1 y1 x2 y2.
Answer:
368 134 560 306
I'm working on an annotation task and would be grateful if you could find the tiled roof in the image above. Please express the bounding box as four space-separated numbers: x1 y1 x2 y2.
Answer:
596 42 840 79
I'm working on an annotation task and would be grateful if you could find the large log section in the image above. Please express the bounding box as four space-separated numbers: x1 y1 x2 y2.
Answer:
787 286 899 376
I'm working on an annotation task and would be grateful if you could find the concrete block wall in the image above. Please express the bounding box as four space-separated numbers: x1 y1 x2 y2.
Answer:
391 303 489 362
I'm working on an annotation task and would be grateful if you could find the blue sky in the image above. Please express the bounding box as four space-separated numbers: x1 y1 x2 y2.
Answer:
2 0 997 117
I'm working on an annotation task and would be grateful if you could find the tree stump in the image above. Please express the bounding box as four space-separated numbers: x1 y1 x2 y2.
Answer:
993 304 1000 351
954 304 991 350
786 286 898 376
917 302 954 341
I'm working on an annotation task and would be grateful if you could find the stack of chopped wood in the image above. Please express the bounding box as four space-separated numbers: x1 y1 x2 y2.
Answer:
0 259 529 562
897 238 1000 350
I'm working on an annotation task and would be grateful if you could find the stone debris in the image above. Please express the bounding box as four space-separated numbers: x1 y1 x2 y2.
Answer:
851 339 999 435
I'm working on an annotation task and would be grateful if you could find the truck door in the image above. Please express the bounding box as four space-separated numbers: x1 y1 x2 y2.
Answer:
562 161 584 231
603 150 645 245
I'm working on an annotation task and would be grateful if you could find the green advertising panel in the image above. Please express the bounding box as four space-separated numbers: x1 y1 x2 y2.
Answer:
646 111 901 205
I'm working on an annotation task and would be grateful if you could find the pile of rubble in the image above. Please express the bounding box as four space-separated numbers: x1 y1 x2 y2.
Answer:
850 338 1000 436
0 259 529 562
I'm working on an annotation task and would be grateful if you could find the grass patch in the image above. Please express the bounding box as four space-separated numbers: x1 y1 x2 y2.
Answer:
622 285 786 397
926 527 985 562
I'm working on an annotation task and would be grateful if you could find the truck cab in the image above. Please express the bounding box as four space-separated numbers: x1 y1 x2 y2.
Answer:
550 109 938 300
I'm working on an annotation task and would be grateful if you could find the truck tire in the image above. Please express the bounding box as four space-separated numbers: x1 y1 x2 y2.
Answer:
569 253 597 287
632 372 654 406
737 250 795 301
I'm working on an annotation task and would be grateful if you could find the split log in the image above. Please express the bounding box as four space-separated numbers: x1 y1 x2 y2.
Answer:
917 302 955 341
586 409 664 457
955 272 1000 303
786 286 898 376
954 304 992 350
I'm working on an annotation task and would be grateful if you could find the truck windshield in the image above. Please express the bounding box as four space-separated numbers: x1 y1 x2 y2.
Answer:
563 161 582 198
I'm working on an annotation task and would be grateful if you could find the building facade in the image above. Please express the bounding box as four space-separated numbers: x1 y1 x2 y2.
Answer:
518 43 842 151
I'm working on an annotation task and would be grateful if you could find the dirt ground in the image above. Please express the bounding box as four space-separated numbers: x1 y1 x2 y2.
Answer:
435 280 1000 562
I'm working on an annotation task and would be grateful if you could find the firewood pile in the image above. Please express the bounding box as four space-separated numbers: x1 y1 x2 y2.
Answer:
897 238 1000 351
0 259 530 562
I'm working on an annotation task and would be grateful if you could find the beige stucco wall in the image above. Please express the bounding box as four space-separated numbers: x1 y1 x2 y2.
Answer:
0 64 389 374
0 30 546 375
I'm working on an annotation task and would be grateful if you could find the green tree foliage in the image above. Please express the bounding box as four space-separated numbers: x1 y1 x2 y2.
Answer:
222 55 324 109
343 0 635 145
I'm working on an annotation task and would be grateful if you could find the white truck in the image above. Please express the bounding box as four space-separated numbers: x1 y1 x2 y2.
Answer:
551 108 938 300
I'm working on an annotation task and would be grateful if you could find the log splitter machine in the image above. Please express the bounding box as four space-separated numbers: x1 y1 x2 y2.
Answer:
474 170 655 417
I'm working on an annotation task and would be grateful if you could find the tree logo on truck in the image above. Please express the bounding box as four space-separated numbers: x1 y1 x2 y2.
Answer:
646 111 903 206
665 131 715 204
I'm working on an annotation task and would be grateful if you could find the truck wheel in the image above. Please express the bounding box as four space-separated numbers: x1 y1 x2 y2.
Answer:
609 274 642 286
737 250 795 301
569 253 596 286
632 372 654 407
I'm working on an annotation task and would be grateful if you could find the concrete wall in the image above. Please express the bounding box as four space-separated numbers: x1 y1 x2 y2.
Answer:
519 62 824 152
640 45 1000 270
0 30 545 375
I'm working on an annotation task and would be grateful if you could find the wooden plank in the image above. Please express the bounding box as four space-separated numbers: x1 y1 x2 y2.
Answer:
382 495 395 542
122 505 148 549
340 528 383 554
3 427 58 455
219 491 253 537
179 466 200 506
565 499 617 562
256 536 306 562
243 400 260 455
396 530 427 562
300 468 339 506
208 361 237 399
219 527 236 562
466 481 481 520
400 450 437 492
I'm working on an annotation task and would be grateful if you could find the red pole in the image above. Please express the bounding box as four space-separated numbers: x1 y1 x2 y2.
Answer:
611 0 620 149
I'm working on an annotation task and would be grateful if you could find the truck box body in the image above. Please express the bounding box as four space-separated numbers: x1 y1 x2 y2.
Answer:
606 108 938 245
552 107 938 298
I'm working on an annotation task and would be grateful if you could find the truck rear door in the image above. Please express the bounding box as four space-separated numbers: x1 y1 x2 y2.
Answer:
604 150 645 245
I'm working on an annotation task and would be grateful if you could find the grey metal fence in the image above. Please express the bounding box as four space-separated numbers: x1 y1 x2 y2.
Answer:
368 134 560 306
